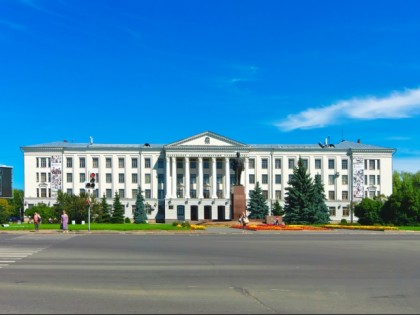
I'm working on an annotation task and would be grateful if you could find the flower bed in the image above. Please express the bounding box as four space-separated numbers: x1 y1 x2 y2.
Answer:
322 224 398 231
231 224 329 231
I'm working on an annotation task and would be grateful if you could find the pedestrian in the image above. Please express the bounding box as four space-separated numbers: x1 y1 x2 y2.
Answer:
61 209 69 233
240 212 248 230
274 216 279 225
33 212 41 231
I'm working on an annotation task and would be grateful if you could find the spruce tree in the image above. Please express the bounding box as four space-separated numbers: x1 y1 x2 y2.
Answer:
311 174 330 224
272 200 285 216
111 192 125 223
134 186 148 224
100 194 111 223
284 158 315 224
247 182 269 219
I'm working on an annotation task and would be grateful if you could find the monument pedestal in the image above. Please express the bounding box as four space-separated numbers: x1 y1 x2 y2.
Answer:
232 185 246 220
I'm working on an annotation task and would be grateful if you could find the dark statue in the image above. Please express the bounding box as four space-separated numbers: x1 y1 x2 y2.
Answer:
232 152 245 185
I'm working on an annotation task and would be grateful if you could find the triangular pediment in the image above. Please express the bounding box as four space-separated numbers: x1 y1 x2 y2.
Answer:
165 131 248 148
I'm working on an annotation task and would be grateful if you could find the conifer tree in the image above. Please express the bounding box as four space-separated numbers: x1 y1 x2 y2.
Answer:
111 192 124 223
284 158 315 224
311 174 330 224
100 194 111 223
134 186 148 224
272 200 285 216
247 182 269 219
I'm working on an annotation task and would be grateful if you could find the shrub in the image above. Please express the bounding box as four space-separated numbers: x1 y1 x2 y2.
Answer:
340 219 347 225
124 217 131 223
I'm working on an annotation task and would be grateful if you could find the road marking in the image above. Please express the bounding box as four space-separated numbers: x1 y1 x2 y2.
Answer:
0 247 44 269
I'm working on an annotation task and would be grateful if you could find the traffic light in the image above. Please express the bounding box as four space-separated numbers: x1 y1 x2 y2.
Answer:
85 173 96 189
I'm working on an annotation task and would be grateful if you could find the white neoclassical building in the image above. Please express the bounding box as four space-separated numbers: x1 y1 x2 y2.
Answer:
21 131 396 222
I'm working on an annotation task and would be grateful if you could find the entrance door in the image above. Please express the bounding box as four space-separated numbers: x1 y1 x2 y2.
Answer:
217 206 225 221
191 205 198 221
177 205 185 221
204 206 212 220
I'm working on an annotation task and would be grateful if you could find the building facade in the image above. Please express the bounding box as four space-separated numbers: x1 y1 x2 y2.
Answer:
21 131 396 222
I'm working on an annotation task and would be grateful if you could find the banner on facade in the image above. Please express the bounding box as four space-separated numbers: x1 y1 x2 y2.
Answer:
353 156 364 198
51 155 62 196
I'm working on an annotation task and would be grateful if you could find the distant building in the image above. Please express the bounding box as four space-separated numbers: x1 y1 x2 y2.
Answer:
21 131 396 222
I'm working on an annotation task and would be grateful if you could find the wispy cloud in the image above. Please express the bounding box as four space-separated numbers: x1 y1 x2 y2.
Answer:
276 87 420 131
227 65 259 85
20 0 65 18
0 18 25 31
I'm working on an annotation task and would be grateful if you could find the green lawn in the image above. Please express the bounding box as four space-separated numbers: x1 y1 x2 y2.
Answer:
0 222 191 231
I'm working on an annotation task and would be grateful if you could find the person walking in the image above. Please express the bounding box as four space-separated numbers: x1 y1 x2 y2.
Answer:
33 212 41 231
61 210 69 233
239 212 248 231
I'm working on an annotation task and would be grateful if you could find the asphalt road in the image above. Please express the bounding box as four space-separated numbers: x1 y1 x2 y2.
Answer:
1 230 420 314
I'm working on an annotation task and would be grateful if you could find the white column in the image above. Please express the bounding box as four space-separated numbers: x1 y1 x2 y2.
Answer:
212 157 217 198
165 157 171 198
225 157 230 198
172 157 177 198
198 157 203 198
244 157 249 198
185 157 190 198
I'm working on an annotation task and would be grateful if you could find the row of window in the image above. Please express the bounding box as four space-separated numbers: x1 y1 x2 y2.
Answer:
36 157 381 171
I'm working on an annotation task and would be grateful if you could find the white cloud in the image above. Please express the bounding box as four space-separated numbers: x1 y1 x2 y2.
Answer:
276 87 420 131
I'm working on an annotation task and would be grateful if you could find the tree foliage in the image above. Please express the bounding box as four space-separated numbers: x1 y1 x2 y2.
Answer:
284 158 330 224
0 199 11 224
134 186 148 223
247 182 269 219
272 200 284 216
100 194 111 223
354 197 384 225
111 192 125 223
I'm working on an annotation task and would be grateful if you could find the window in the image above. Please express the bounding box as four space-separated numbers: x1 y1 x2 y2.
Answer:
377 175 381 185
217 160 223 169
261 158 268 169
106 173 112 183
41 188 47 197
328 175 335 185
190 174 196 185
328 159 335 169
132 189 138 198
301 159 308 169
92 157 99 168
66 157 73 168
145 174 151 184
190 189 197 198
41 158 47 168
288 159 295 169
369 175 376 185
177 174 183 185
203 189 210 198
176 188 184 198
119 189 125 198
262 174 268 184
249 174 255 184
377 160 380 170
275 159 281 169
41 173 47 182
66 189 73 195
203 174 210 185
79 157 86 168
66 173 73 183
217 190 223 198
288 174 293 182
275 174 281 184
342 207 350 216
48 173 51 182
329 207 336 216
190 160 197 169
369 160 375 170
158 189 165 199
249 159 255 169
315 159 321 169
203 159 209 169
80 173 86 183
342 159 348 170
79 188 85 195
118 174 125 183
132 173 138 184
176 159 183 169
157 158 164 168
275 190 281 199
328 191 335 200
342 191 349 200
106 158 112 168
262 190 268 199
145 189 151 198
119 158 125 168
106 189 112 198
342 175 348 185
217 174 223 184
132 158 138 168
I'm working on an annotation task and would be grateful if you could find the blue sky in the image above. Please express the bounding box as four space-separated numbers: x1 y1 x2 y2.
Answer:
1 0 420 190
